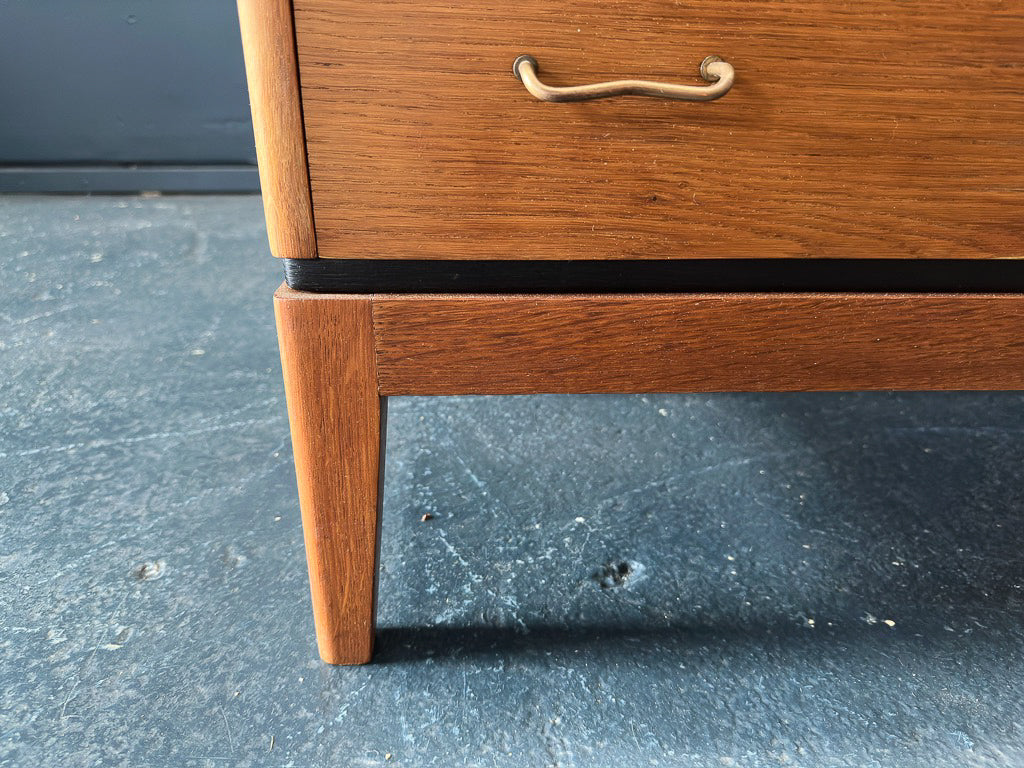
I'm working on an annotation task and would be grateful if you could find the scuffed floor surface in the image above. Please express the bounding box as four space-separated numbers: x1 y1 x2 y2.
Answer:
2 195 1024 767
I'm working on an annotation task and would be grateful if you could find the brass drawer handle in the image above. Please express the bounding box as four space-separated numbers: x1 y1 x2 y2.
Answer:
513 54 734 103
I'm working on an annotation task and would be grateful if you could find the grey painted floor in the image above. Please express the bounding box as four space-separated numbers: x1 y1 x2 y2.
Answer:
2 195 1024 767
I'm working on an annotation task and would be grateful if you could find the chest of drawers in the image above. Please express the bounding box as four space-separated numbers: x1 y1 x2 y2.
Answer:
238 0 1024 663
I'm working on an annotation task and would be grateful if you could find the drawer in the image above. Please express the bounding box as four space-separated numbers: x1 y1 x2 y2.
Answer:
289 0 1023 261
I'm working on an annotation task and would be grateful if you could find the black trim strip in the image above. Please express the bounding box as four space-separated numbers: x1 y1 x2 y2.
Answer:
284 258 1024 295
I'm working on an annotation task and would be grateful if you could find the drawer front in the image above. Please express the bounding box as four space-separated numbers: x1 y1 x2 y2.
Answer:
293 1 1024 261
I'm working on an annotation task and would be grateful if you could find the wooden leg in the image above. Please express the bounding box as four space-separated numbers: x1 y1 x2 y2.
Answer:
274 290 383 665
272 286 1024 665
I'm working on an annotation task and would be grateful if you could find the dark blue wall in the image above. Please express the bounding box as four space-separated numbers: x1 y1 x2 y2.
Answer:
0 0 257 191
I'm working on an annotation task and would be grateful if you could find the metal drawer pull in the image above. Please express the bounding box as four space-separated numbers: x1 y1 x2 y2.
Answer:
512 54 734 103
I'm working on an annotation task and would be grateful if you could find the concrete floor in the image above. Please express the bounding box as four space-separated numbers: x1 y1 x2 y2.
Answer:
2 195 1024 767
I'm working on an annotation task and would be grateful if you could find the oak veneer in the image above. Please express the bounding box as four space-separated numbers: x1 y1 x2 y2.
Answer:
371 293 1024 394
237 0 316 259
274 286 1024 663
292 0 1024 261
274 292 383 664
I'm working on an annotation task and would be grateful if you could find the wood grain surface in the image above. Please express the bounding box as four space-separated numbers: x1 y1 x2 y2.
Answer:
273 285 1024 663
237 0 317 259
275 290 382 663
371 293 1024 393
292 0 1024 261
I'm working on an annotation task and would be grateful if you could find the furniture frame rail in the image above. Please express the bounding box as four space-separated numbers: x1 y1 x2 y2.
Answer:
275 286 1024 663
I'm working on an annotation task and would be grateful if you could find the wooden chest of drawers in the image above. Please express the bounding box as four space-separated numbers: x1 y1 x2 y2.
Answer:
238 0 1024 663
247 0 1023 265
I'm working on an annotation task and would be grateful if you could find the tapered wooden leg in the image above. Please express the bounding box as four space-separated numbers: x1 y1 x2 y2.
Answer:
274 288 383 665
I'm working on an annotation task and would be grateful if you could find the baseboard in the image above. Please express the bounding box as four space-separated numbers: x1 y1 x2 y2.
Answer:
0 165 260 194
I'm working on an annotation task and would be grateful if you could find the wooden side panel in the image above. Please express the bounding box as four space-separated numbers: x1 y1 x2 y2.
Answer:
293 0 1024 261
372 294 1024 393
238 0 317 259
275 289 382 664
